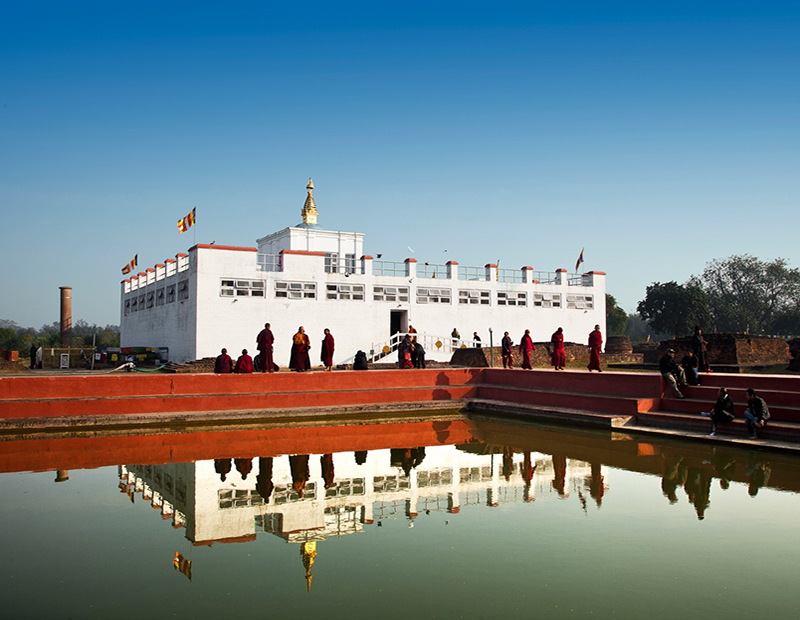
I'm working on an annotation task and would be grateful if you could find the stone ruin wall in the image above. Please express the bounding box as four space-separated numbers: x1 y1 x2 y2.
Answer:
646 334 790 367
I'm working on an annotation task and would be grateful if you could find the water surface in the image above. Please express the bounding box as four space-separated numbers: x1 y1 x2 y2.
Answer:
1 414 798 619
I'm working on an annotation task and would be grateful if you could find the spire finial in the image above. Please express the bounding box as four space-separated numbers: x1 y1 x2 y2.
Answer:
301 178 318 225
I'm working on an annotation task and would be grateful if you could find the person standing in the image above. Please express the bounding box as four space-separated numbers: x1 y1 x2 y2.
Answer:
551 327 566 371
408 325 417 343
411 340 426 368
451 328 461 347
29 342 37 369
587 325 603 372
473 332 482 348
519 329 535 369
256 323 275 373
501 332 514 368
36 345 43 369
289 326 311 372
744 388 770 439
692 326 711 372
320 328 335 371
234 349 254 373
701 387 735 436
398 334 414 369
214 348 233 373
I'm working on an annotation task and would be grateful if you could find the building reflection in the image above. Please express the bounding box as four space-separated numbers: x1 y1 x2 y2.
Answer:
119 444 604 588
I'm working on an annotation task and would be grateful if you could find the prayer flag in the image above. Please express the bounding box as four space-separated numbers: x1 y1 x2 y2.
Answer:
177 207 196 234
575 248 584 273
121 254 138 275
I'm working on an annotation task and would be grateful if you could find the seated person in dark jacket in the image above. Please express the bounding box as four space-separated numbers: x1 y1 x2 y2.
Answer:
681 351 700 386
660 349 687 398
744 388 770 439
701 387 734 436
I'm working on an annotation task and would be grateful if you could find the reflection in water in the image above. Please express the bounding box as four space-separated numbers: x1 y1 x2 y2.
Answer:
289 454 310 496
255 457 274 501
173 551 192 581
4 414 800 618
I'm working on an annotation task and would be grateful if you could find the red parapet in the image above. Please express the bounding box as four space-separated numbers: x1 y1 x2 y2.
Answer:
191 244 258 252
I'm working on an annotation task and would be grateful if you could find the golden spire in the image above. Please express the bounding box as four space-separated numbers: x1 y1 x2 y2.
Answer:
301 541 317 592
301 178 318 226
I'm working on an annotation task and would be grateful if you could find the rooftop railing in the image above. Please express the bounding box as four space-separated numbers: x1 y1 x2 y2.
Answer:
417 263 448 279
457 265 485 281
373 260 407 277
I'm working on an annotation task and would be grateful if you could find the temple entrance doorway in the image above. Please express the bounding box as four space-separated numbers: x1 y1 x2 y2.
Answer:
390 310 407 337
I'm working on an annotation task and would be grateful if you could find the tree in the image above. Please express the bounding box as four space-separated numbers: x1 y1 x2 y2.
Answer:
605 294 628 336
697 255 800 333
637 281 711 337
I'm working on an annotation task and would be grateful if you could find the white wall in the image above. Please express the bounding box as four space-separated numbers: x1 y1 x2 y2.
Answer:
121 241 606 365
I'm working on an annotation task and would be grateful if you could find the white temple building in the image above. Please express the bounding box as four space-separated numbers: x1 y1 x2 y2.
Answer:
120 179 606 365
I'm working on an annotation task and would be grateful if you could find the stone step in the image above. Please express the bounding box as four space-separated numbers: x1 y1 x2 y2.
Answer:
661 395 800 423
636 410 800 442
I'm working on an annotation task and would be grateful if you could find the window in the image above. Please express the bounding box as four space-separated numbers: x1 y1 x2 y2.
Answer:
138 294 145 309
146 292 155 309
416 288 451 304
275 281 316 299
324 252 338 273
124 299 131 315
220 279 264 297
156 287 165 306
567 294 594 309
326 283 364 300
178 280 189 301
131 297 138 312
373 286 410 302
459 289 490 305
497 291 527 306
166 284 176 303
533 293 562 308
325 252 357 274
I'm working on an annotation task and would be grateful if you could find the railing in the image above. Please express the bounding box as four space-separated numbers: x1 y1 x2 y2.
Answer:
567 274 585 286
417 263 448 279
497 269 524 283
457 265 485 281
372 260 406 277
257 254 282 272
339 332 485 366
530 271 558 284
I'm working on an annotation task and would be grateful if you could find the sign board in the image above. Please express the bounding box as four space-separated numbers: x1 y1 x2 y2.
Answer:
59 353 70 369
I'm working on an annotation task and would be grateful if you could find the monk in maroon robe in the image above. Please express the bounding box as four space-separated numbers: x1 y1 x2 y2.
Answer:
234 349 254 373
551 327 566 370
289 327 311 371
256 323 275 373
320 328 335 371
214 348 233 373
501 332 514 368
289 454 310 496
519 329 535 369
320 453 335 489
587 324 603 372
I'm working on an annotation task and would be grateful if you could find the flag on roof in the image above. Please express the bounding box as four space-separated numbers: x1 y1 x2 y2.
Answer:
121 254 138 275
177 207 196 234
575 248 584 273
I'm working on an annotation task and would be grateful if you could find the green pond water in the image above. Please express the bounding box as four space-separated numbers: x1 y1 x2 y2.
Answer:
1 415 798 619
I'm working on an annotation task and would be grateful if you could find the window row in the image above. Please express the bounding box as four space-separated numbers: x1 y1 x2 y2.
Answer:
208 279 593 309
124 280 188 314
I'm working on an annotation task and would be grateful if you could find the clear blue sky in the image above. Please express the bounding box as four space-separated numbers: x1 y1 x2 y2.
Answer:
2 1 798 328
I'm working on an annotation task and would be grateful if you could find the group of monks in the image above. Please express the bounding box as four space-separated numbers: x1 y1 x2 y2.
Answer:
500 325 604 371
213 323 336 374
